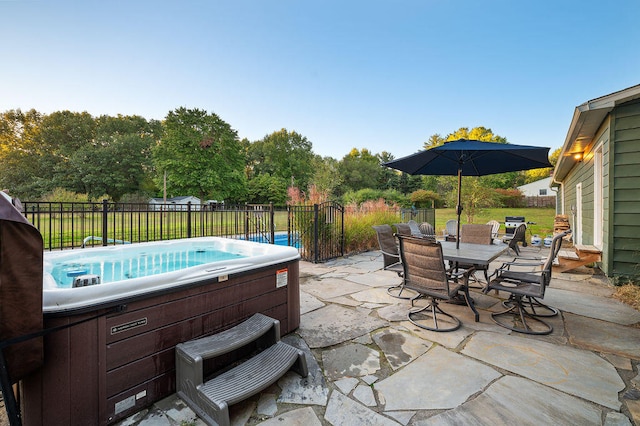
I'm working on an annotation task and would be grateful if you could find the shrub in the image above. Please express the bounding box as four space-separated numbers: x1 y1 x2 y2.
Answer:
495 188 525 208
343 199 400 253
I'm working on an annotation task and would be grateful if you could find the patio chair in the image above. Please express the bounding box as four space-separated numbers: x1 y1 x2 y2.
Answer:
458 224 494 285
494 229 571 318
372 225 413 300
397 235 478 332
486 220 501 240
418 222 436 238
503 223 526 255
484 230 570 335
394 223 412 237
443 219 458 242
407 220 425 237
406 220 436 240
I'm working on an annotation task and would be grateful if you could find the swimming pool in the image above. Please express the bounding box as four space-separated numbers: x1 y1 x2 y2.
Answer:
246 232 301 248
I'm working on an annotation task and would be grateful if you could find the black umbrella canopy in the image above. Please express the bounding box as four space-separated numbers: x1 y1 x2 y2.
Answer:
383 139 552 177
383 139 553 248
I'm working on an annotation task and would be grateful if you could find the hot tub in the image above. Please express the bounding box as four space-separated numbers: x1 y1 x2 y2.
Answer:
22 237 301 425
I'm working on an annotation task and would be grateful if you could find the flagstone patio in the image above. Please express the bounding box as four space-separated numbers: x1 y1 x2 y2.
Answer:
113 245 640 426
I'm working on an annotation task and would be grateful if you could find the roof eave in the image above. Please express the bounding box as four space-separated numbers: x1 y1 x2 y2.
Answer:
553 84 640 184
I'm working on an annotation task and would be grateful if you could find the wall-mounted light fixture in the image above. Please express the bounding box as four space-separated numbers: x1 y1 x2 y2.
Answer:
573 152 583 162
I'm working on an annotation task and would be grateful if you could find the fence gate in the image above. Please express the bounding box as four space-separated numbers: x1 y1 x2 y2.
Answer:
288 202 344 263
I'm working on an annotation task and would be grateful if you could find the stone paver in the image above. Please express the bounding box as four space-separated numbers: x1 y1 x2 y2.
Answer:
352 384 376 406
351 287 400 304
299 290 325 314
375 346 501 410
346 270 402 288
256 407 322 426
278 335 329 406
322 343 380 380
372 328 430 370
399 320 472 348
462 331 625 409
564 312 640 359
377 304 410 322
416 376 602 425
334 377 359 394
298 304 386 348
544 287 640 325
302 276 370 300
324 391 399 426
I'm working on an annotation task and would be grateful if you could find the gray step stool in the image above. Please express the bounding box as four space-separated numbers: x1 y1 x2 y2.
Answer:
176 313 308 426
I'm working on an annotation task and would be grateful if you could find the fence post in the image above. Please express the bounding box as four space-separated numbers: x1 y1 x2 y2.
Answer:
341 204 345 257
187 202 192 238
269 203 275 244
244 204 249 241
313 204 319 263
102 199 108 246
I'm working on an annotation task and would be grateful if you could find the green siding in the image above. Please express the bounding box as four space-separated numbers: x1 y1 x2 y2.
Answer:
602 135 611 274
610 100 640 277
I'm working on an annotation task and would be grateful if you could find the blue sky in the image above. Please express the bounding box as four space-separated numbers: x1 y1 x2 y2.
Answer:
2 1 639 160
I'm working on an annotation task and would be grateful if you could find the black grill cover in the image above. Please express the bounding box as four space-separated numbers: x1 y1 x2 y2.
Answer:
0 194 43 383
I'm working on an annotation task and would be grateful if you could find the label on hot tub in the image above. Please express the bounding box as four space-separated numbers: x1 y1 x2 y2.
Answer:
114 394 135 415
276 268 288 288
111 317 148 335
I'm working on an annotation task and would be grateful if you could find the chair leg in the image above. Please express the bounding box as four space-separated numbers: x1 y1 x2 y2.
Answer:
491 295 552 335
387 284 417 300
460 286 479 322
408 297 461 332
502 296 559 317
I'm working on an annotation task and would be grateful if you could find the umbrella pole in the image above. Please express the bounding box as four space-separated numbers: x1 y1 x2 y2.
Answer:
456 168 462 249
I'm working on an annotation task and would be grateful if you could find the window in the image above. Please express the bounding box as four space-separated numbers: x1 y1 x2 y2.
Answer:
539 189 547 196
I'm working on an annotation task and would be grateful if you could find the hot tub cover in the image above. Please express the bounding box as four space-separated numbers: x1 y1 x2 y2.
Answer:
0 193 43 382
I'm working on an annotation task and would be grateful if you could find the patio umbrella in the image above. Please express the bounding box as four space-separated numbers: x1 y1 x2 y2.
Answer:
383 139 553 248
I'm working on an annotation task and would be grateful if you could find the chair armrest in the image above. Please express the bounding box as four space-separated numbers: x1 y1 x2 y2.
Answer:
447 266 475 279
379 249 400 260
497 257 544 270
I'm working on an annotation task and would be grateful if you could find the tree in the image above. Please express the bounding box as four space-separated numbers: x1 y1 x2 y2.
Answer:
523 147 560 184
61 115 161 201
38 111 97 193
152 107 247 202
443 177 499 223
247 129 315 190
337 148 388 195
246 173 288 205
309 156 342 201
410 189 439 208
0 109 46 198
422 126 521 203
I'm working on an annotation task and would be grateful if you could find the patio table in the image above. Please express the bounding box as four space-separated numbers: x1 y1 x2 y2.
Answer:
440 241 509 310
440 241 508 267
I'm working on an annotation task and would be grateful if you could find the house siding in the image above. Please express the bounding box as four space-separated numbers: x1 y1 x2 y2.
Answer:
563 155 595 244
601 131 611 275
610 100 640 277
559 121 609 271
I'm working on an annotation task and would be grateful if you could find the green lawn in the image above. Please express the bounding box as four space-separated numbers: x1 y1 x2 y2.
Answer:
433 207 557 239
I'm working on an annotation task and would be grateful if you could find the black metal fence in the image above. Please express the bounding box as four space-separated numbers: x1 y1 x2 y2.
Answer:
400 207 436 226
287 201 344 263
21 200 346 263
22 201 279 251
21 201 436 263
